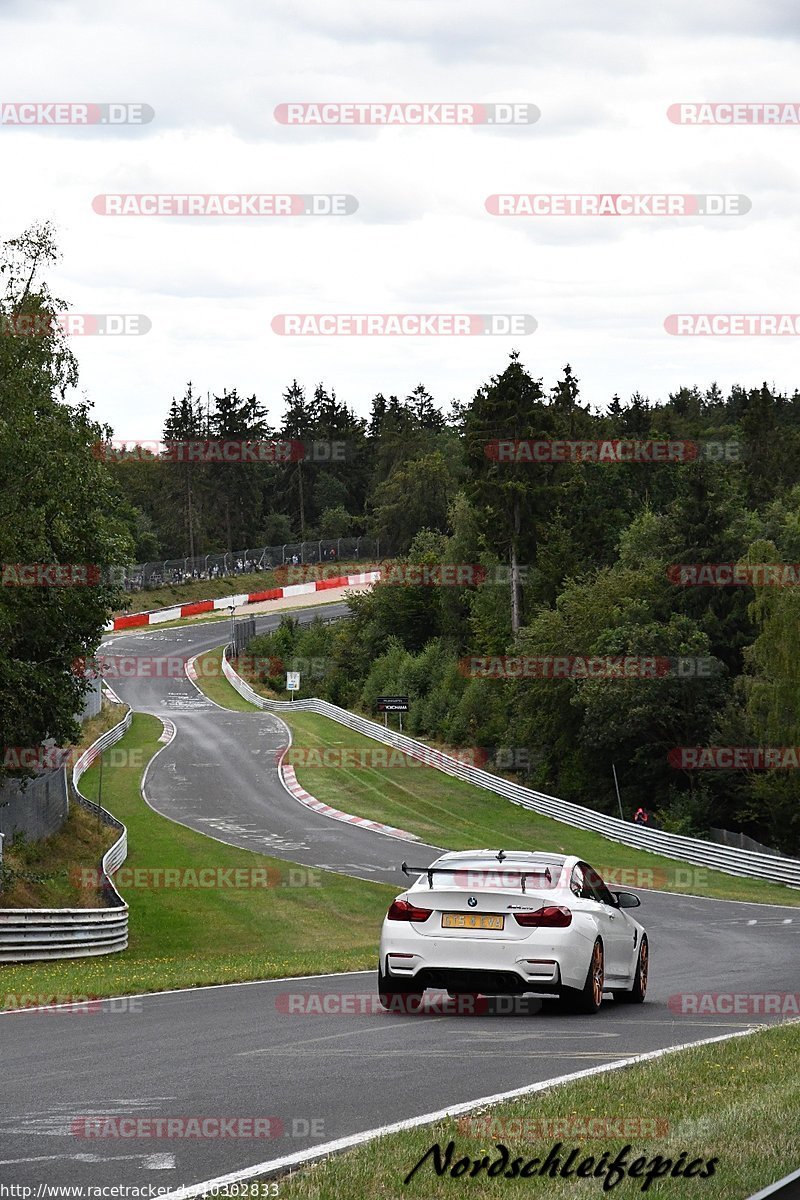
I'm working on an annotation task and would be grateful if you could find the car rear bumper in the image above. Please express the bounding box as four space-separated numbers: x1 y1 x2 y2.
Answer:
381 931 586 991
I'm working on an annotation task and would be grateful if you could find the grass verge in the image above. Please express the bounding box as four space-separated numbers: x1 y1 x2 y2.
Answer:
0 712 396 1000
0 699 127 908
273 1022 800 1199
191 645 260 711
0 806 116 908
191 648 800 908
282 712 799 906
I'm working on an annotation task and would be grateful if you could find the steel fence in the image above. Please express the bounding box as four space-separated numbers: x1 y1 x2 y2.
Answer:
122 536 383 592
0 710 131 962
0 766 69 845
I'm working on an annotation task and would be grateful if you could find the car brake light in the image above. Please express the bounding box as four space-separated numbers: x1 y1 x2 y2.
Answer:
513 905 572 928
387 899 433 922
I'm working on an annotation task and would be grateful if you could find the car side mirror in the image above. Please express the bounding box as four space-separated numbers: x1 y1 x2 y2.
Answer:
613 891 641 909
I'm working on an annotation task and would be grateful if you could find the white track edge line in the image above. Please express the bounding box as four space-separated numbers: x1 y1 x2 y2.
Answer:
188 650 434 851
159 1022 800 1199
272 716 428 848
137 707 392 889
0 968 374 1015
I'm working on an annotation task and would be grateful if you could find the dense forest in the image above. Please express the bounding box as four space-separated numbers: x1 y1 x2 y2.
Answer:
4 224 800 854
229 356 800 856
105 379 457 563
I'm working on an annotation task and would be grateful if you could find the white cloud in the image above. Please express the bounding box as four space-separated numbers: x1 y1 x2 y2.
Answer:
1 0 799 437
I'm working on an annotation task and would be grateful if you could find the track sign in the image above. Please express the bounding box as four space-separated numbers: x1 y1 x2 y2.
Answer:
376 695 409 712
286 671 300 691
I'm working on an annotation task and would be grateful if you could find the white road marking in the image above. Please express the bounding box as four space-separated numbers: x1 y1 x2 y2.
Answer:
143 1155 177 1169
0 1098 178 1136
159 1024 799 1200
239 1047 673 1059
0 1153 176 1169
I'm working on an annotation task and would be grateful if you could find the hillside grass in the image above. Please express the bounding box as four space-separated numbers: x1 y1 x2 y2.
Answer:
191 648 800 909
0 713 397 1002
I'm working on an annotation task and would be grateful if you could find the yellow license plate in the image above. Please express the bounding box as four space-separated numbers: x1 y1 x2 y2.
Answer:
441 912 505 930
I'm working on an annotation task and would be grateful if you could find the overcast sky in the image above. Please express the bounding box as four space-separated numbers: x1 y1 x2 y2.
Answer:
2 0 799 438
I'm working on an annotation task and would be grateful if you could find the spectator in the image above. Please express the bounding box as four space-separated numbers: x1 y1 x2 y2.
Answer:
633 807 649 826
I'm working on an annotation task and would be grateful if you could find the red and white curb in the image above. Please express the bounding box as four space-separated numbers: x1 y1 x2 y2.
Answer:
158 719 176 745
105 571 380 632
281 765 419 842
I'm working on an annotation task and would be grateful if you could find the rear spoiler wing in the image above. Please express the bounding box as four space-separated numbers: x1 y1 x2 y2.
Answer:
401 862 552 893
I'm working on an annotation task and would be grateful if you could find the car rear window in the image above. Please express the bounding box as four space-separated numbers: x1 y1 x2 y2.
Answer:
446 865 560 890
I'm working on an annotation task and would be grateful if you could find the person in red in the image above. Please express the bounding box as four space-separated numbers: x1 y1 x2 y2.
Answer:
633 807 649 825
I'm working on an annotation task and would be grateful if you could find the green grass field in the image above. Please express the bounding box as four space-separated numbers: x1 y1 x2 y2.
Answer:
0 713 396 1002
192 645 261 710
190 647 800 909
0 700 128 908
274 1022 800 1200
0 805 116 909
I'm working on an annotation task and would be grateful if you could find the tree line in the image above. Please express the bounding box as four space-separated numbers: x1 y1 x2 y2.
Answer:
107 380 459 562
4 223 800 855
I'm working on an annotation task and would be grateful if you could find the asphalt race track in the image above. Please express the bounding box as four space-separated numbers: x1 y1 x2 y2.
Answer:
103 604 444 883
0 602 797 1190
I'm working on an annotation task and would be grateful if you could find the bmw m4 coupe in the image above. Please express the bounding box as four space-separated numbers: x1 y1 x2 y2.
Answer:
378 850 648 1013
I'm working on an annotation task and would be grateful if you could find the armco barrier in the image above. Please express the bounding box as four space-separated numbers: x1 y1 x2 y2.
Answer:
0 710 131 963
106 571 381 632
222 649 800 889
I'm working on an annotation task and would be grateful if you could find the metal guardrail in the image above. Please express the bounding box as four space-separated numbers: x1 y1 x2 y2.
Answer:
222 649 800 889
0 710 132 962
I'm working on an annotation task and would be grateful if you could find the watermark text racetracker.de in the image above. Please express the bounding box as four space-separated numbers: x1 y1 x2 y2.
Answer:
71 865 322 890
276 991 541 1016
92 193 357 216
0 102 154 125
1 745 145 772
668 563 800 586
279 745 495 770
668 993 800 1016
461 655 720 680
1 993 143 1014
275 101 539 125
71 1115 324 1139
487 193 749 216
668 101 800 124
484 439 740 463
669 746 800 769
665 314 800 335
457 1116 670 1141
271 314 536 336
1 563 102 586
92 438 343 463
0 313 150 336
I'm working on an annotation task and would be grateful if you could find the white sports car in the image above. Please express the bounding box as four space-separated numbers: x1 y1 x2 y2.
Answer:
378 849 648 1013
